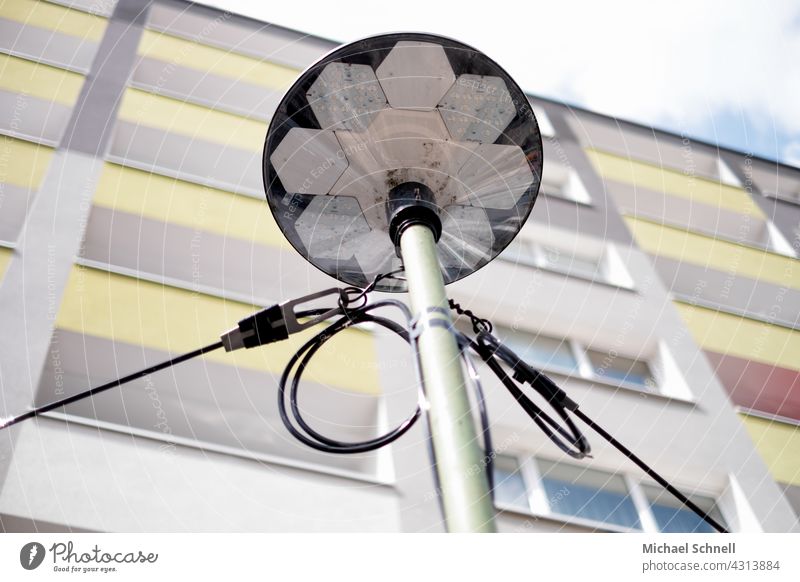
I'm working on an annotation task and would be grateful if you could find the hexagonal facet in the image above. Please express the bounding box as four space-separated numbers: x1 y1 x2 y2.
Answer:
270 128 348 195
294 195 370 260
438 205 494 272
439 74 517 143
307 62 388 132
329 109 477 231
376 41 456 109
354 229 398 279
456 143 534 209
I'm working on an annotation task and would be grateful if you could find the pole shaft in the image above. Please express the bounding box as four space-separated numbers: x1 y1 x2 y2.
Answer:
399 223 496 532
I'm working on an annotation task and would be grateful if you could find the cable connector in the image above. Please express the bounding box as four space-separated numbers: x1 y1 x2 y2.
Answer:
220 288 346 352
511 360 580 412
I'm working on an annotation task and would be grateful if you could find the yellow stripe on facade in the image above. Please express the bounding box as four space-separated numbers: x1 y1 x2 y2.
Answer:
0 246 12 280
676 303 800 372
0 135 54 189
0 53 84 106
117 88 268 151
740 414 800 486
625 217 800 290
94 163 287 248
0 0 106 42
138 29 298 91
55 266 380 394
586 149 765 218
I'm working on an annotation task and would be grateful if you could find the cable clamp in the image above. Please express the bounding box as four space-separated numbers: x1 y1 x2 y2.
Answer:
410 306 455 340
221 288 346 352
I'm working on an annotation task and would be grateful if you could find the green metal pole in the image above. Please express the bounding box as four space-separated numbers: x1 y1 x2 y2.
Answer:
399 223 496 533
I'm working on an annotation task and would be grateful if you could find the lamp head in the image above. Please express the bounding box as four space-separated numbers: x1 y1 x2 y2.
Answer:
263 32 543 292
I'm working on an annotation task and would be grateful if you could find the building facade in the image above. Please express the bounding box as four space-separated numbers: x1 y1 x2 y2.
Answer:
0 0 797 532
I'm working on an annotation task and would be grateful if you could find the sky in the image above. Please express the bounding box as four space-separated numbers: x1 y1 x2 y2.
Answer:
200 0 800 167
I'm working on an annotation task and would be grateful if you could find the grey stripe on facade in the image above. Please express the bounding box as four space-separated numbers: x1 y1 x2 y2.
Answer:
60 0 150 156
108 121 264 196
0 90 72 147
37 328 382 478
148 0 334 70
565 110 727 184
651 255 800 329
607 178 779 252
0 183 34 244
551 93 798 181
80 205 332 305
0 17 98 74
47 0 118 18
131 55 283 121
532 103 633 244
719 150 800 255
755 196 800 255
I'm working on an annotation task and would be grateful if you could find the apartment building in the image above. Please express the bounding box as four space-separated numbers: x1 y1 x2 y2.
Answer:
0 0 797 532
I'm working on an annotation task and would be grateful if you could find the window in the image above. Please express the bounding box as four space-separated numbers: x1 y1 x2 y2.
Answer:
746 160 800 206
500 328 578 373
541 161 591 204
642 484 727 533
537 459 641 530
716 158 742 188
500 237 633 288
493 325 662 395
763 222 797 257
540 244 605 280
532 104 556 138
585 349 657 391
493 455 530 511
492 455 730 532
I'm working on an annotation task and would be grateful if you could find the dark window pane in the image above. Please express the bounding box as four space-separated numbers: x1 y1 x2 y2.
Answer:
642 484 725 533
493 455 529 511
538 459 641 530
586 349 656 390
502 329 578 373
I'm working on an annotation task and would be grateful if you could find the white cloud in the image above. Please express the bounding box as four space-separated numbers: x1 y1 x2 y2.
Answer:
201 0 800 150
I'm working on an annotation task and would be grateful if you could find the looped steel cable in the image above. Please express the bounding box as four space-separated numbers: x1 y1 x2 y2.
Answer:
448 298 493 334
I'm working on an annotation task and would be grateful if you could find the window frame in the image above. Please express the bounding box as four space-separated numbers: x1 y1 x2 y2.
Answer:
540 165 593 205
582 348 659 393
493 454 730 533
494 325 664 396
498 237 635 291
639 482 727 534
531 104 556 139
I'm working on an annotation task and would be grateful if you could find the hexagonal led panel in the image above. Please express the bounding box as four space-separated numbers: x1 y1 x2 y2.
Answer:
439 74 517 143
306 62 387 132
294 195 371 261
271 128 348 195
456 144 535 209
263 33 543 291
376 41 456 110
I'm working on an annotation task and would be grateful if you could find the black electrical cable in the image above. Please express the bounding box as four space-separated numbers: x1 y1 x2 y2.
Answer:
475 331 591 459
278 293 497 514
448 299 729 533
572 408 729 534
0 341 224 430
278 297 495 468
279 300 422 454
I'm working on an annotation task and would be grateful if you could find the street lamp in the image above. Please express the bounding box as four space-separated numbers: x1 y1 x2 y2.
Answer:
262 33 543 532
